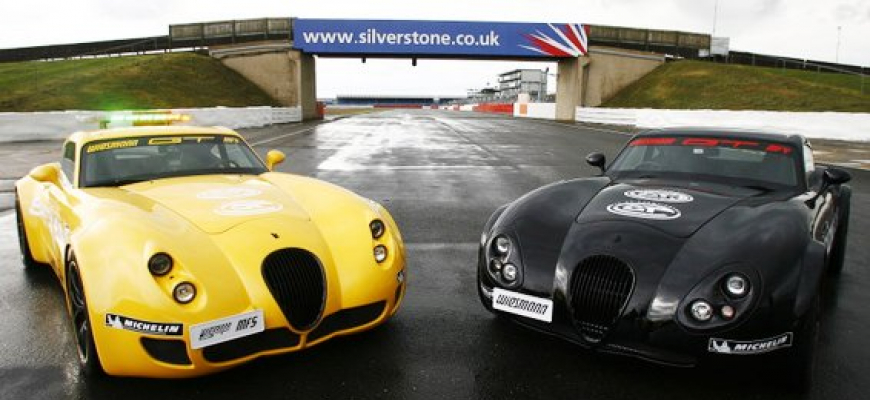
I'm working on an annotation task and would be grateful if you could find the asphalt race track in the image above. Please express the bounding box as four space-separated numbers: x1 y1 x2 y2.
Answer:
0 110 867 399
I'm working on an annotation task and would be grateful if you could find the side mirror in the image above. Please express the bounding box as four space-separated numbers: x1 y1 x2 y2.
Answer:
823 168 851 185
806 167 851 208
29 164 61 185
586 152 606 174
265 150 286 171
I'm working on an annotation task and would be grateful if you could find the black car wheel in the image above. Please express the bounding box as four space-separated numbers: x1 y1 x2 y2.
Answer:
15 193 39 270
780 296 820 392
66 254 104 377
828 186 851 275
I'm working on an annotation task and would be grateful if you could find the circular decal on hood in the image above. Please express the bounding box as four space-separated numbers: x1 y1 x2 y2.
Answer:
197 187 263 200
215 200 283 216
606 202 681 220
624 189 693 203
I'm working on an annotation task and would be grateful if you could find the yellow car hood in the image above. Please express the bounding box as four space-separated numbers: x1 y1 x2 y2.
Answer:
119 175 312 234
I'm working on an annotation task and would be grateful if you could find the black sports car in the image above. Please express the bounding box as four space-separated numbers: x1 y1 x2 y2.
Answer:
477 128 852 387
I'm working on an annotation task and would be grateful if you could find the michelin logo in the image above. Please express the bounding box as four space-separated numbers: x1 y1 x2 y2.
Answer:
105 314 183 336
708 333 793 355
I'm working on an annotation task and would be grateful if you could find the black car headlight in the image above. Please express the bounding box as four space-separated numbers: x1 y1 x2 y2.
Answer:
485 234 523 287
675 265 759 330
724 274 749 298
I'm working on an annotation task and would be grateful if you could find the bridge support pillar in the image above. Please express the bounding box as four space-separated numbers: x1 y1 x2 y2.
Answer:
211 41 320 120
555 56 590 122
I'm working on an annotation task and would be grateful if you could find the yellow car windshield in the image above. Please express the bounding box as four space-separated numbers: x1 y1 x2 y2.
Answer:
80 135 267 187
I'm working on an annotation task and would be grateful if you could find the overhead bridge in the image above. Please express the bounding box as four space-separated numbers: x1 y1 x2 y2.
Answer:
0 18 716 121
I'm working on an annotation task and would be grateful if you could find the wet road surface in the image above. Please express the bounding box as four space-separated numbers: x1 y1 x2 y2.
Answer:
1 110 868 399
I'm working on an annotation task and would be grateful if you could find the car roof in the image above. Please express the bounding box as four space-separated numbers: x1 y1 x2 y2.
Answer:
635 127 806 146
68 126 240 145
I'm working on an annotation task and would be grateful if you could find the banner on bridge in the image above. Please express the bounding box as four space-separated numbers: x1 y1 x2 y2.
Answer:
293 19 588 58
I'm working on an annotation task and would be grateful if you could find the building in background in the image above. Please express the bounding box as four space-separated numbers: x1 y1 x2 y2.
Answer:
498 69 548 102
465 69 550 103
466 87 501 103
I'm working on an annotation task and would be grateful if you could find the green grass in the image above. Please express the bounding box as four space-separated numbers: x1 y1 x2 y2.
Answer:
0 53 279 112
604 60 870 112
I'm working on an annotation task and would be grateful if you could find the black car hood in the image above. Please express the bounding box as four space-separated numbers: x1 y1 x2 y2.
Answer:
576 181 757 238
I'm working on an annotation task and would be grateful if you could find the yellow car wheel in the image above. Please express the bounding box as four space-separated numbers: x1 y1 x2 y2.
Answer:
66 254 104 377
14 193 38 270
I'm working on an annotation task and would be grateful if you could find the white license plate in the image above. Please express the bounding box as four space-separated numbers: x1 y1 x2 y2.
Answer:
190 309 265 350
492 288 553 323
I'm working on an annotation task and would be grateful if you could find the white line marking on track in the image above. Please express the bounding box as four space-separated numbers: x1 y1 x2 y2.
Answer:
530 120 634 136
0 213 19 254
250 126 319 146
405 243 478 251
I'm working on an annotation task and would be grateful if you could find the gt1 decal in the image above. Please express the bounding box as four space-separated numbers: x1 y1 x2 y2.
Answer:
606 202 681 220
624 189 694 203
214 200 283 216
196 187 263 200
629 137 794 155
105 314 183 336
492 288 553 323
708 333 793 355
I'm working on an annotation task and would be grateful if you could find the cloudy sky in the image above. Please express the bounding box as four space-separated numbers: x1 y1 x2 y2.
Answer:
3 0 868 98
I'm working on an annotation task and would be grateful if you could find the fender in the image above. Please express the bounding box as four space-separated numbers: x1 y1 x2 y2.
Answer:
793 241 827 319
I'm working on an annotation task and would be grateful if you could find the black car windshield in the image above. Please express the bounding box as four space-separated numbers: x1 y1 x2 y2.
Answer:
80 135 267 187
608 136 799 188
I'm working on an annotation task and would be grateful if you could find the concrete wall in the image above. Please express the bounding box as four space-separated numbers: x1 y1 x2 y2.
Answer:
555 46 664 121
212 41 319 120
514 102 556 119
584 47 665 107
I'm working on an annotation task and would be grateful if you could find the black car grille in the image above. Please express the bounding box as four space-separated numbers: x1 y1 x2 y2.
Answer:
570 255 635 344
202 328 301 363
141 338 191 366
307 301 386 342
262 248 326 331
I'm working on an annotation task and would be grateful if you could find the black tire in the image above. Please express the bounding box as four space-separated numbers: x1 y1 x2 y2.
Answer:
66 254 105 377
828 186 851 275
780 297 820 392
14 193 39 270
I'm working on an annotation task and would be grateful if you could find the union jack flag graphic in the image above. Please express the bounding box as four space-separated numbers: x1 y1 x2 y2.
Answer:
521 23 589 57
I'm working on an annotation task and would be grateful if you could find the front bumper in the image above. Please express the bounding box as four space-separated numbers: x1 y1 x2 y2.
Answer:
478 268 799 368
93 268 406 378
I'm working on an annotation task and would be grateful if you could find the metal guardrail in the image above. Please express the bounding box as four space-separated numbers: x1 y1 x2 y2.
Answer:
168 18 292 47
589 25 711 50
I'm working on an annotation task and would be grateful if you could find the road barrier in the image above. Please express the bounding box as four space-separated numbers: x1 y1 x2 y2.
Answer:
442 102 870 142
0 106 302 143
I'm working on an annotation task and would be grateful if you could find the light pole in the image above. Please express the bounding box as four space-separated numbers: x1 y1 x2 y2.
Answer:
712 0 720 36
836 26 842 63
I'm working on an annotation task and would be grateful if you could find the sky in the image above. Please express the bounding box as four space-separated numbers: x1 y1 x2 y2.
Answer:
2 0 869 98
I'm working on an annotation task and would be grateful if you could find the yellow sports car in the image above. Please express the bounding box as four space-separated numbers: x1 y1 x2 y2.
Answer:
14 120 406 378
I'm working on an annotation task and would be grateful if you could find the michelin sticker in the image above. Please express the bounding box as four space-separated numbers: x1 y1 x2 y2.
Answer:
215 200 283 216
197 187 262 200
105 314 183 336
624 189 694 203
708 333 793 355
607 202 681 220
